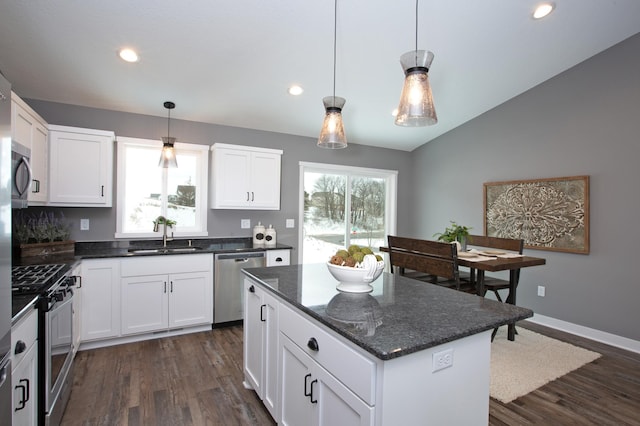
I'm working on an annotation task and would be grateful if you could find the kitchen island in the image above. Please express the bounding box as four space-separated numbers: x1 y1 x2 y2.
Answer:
242 263 533 425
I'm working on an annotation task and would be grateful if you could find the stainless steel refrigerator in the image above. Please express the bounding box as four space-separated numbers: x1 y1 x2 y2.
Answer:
0 72 13 420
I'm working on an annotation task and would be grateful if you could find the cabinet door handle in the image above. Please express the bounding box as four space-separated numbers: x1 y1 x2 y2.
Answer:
310 379 318 404
15 379 29 411
170 281 173 293
164 282 167 293
307 337 319 352
246 191 250 201
101 185 104 197
304 373 312 398
249 285 255 293
275 257 282 262
251 191 254 202
260 304 266 322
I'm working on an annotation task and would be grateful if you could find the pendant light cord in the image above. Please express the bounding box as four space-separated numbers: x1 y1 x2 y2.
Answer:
414 0 419 64
332 0 337 107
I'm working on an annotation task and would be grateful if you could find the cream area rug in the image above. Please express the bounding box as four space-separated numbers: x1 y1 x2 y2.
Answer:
490 327 601 403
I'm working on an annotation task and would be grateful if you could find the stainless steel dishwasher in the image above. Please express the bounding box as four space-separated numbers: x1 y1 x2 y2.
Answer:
214 252 266 324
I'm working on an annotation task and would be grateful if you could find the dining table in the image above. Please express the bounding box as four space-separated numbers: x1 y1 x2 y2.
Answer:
456 252 546 340
380 245 546 341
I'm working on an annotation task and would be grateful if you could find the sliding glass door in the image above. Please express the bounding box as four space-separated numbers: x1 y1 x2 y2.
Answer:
299 162 397 264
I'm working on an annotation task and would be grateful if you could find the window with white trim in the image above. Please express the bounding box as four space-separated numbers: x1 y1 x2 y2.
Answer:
298 162 397 264
115 137 209 238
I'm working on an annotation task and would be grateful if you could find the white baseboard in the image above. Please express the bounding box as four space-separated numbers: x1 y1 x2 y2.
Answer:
528 314 640 354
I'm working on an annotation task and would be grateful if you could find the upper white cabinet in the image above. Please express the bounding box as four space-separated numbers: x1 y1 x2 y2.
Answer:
210 143 282 210
48 125 115 207
11 92 49 204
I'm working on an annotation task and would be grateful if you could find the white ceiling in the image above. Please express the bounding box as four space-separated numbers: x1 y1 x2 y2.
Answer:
1 1 639 152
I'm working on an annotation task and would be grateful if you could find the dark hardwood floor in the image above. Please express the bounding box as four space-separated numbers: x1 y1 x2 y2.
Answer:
61 321 640 425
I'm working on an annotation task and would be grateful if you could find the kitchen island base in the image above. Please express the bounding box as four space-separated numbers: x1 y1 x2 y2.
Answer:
244 279 503 424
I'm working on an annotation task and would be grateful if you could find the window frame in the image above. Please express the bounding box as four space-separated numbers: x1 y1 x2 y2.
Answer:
298 161 398 264
115 136 209 239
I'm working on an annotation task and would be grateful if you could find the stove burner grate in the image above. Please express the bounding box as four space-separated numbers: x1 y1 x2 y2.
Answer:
12 263 69 293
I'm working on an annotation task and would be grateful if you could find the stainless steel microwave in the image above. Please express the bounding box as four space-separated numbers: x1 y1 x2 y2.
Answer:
11 140 32 208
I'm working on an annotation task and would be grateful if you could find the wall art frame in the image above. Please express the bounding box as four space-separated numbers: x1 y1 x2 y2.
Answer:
483 175 589 254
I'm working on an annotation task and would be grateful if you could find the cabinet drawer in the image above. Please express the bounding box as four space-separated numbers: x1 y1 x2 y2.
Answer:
279 303 375 405
121 253 212 276
11 307 38 367
266 249 290 267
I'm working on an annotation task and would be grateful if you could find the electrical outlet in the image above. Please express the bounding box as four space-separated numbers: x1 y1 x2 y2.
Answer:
80 218 90 231
432 348 454 372
241 219 251 229
286 219 295 228
537 285 546 297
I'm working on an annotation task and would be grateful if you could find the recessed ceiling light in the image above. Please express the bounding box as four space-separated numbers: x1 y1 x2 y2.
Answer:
533 3 555 19
118 48 139 63
288 85 303 96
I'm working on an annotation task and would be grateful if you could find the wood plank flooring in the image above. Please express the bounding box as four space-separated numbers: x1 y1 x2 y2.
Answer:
61 321 640 425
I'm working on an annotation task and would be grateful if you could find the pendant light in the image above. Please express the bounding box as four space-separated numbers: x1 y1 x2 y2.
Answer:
318 0 347 149
159 101 178 168
395 0 437 127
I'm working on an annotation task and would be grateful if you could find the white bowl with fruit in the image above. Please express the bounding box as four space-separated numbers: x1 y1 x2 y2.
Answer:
327 245 384 293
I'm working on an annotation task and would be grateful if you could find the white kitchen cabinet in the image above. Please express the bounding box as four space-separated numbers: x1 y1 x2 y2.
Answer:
11 92 49 204
80 259 121 342
210 143 282 210
266 249 290 267
11 308 38 426
48 124 114 206
280 335 373 426
243 279 279 421
120 254 213 336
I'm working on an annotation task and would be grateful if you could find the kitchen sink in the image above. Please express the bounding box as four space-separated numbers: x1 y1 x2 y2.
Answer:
128 247 202 254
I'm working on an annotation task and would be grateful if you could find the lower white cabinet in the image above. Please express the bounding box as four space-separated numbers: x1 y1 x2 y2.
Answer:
120 254 213 336
80 259 121 342
11 308 38 426
266 249 290 267
243 279 279 420
280 335 373 426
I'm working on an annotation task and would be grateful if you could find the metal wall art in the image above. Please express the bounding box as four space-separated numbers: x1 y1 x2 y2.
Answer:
484 175 589 254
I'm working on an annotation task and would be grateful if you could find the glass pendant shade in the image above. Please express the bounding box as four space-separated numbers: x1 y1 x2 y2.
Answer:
318 96 347 149
395 50 438 127
159 136 178 168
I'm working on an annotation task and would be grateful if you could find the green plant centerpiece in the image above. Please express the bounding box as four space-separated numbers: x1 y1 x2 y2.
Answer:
434 221 471 251
13 210 74 257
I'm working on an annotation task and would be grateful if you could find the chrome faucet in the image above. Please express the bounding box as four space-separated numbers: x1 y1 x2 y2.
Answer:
153 216 174 247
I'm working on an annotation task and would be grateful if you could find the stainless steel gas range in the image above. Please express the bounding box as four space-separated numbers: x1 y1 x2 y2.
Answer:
12 263 77 426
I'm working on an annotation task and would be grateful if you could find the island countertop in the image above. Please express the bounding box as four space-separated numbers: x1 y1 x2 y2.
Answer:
242 263 533 360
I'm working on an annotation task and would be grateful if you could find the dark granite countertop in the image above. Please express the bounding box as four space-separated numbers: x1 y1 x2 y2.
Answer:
73 237 292 259
242 263 533 361
12 237 292 323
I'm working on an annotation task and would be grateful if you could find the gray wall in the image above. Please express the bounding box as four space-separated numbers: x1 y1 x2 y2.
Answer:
23 99 414 257
411 33 640 341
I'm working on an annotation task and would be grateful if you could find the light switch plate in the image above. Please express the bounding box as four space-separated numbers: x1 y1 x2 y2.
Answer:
286 219 295 228
241 219 251 229
80 218 90 230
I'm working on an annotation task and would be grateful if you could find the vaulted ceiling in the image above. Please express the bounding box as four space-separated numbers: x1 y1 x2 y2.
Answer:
1 1 639 151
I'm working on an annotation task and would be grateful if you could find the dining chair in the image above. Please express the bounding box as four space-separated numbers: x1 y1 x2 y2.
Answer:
465 234 525 301
387 235 464 291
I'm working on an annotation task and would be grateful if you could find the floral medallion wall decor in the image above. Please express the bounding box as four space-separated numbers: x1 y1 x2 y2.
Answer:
483 175 589 254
